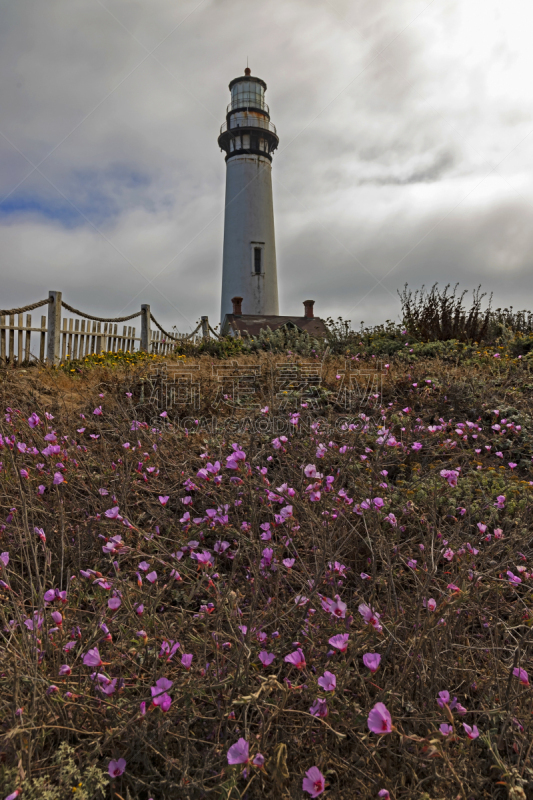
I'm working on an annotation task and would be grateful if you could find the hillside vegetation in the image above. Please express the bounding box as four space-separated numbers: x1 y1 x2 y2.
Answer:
1 329 533 799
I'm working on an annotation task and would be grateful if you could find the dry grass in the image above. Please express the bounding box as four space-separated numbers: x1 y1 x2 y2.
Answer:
1 353 533 799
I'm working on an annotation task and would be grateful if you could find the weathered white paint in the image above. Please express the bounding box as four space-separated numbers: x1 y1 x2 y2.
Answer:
220 152 279 320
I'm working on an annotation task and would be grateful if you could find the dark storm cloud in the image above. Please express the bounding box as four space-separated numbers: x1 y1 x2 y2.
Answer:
0 0 532 329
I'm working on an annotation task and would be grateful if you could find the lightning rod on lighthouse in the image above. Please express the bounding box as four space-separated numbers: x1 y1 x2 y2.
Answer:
218 67 280 323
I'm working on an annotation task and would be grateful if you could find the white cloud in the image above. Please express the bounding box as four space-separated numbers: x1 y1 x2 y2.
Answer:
1 0 533 331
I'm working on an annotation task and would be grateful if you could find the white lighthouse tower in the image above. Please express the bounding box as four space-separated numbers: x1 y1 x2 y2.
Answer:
218 67 280 322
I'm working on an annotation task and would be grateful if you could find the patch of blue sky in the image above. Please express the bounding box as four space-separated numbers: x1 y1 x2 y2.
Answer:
0 196 84 227
0 164 153 228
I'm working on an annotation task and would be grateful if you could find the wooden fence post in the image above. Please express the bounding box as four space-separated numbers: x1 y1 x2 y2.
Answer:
141 304 151 352
47 291 62 365
201 316 209 341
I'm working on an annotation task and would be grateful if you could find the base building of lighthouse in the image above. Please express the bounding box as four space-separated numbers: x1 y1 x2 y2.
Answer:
218 68 327 339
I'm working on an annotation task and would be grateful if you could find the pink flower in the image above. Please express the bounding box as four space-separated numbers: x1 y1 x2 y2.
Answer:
362 653 381 673
146 571 158 583
463 723 479 740
53 472 64 485
252 753 265 766
108 758 126 777
227 737 249 765
151 677 173 699
507 571 522 585
440 723 453 736
105 506 120 519
322 594 347 618
159 495 169 505
302 766 326 797
93 406 103 416
181 653 193 669
427 598 437 611
59 664 71 676
358 603 382 632
440 469 459 487
437 690 450 707
83 647 102 667
328 634 349 652
284 648 306 669
28 412 40 428
367 702 393 735
153 692 172 711
513 667 529 686
108 596 121 610
259 651 275 667
317 671 336 691
443 549 454 562
309 698 328 717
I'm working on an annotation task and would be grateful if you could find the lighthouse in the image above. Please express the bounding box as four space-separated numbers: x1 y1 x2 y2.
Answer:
218 67 280 323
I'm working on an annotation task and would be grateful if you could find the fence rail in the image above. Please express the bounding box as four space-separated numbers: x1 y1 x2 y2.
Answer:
0 291 209 366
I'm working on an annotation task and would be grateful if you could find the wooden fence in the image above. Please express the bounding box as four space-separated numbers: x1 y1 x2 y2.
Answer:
0 292 210 365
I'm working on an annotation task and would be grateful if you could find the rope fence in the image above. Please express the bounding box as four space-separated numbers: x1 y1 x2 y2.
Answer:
0 297 51 316
150 313 202 342
61 301 141 323
0 291 217 366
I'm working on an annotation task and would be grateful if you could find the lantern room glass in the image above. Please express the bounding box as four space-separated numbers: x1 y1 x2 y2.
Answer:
230 80 266 111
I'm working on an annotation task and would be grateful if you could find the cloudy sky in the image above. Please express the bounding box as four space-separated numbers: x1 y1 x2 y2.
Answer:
1 0 533 332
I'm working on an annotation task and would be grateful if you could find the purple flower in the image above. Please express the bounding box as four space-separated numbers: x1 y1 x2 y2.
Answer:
463 723 479 740
302 766 326 797
105 506 120 519
259 651 275 667
108 596 121 610
159 495 169 505
284 648 306 669
227 737 249 765
440 723 453 736
151 677 173 698
362 653 381 673
367 702 393 734
328 634 349 652
83 647 102 667
317 671 336 691
358 603 382 632
181 653 193 669
53 472 64 485
321 594 347 618
108 758 126 777
513 667 529 686
309 698 328 717
437 690 450 708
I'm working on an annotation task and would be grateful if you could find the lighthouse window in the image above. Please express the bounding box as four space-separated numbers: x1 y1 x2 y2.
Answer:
254 247 262 274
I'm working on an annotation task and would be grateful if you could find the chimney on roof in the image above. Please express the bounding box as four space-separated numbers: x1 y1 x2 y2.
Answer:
303 299 315 319
232 296 243 316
